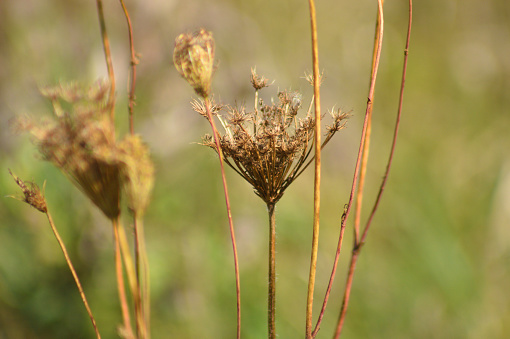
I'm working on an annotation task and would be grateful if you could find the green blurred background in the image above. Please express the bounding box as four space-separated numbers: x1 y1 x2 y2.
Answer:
1 0 509 338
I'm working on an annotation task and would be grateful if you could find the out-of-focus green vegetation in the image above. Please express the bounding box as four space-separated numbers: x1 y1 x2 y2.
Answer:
1 0 509 338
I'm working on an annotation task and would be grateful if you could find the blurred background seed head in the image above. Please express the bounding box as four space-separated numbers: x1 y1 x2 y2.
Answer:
1 0 510 338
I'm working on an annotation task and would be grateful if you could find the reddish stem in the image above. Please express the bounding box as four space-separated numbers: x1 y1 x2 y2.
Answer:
204 98 242 339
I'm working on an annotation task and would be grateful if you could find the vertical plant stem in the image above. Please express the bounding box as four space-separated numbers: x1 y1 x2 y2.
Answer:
306 0 321 337
133 215 150 339
95 0 116 125
117 219 144 339
119 0 137 135
267 203 276 339
45 211 101 339
112 217 135 339
360 0 412 246
353 0 384 243
204 97 242 339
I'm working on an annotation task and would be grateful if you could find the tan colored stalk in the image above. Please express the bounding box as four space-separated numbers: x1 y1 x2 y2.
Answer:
112 218 135 339
332 1 384 337
305 0 322 337
116 219 145 339
119 0 137 135
133 215 150 339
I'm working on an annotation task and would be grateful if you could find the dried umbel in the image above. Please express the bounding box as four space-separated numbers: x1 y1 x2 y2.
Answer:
198 71 348 205
13 80 121 220
173 28 215 98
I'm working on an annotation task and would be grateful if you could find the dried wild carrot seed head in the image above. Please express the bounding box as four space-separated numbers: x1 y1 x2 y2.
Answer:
13 80 121 220
197 72 348 205
173 28 215 98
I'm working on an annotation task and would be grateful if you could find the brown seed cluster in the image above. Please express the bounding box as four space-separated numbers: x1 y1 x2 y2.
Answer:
197 71 348 205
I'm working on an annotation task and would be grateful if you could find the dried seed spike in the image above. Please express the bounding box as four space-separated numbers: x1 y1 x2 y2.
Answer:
8 169 47 213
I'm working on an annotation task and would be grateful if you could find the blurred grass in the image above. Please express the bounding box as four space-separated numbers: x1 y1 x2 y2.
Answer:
1 0 510 338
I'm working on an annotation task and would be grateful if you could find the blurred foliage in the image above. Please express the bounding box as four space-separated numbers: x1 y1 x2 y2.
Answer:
1 0 510 338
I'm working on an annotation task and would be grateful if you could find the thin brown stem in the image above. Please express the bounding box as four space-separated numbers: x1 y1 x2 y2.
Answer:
333 247 360 339
119 0 137 135
204 97 241 339
267 203 276 339
113 217 135 339
45 211 101 339
306 0 322 337
311 206 348 338
95 0 116 127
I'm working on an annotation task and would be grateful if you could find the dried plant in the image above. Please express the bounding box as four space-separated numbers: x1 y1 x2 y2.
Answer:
12 79 154 338
8 170 101 339
173 28 242 339
13 81 121 220
194 69 348 338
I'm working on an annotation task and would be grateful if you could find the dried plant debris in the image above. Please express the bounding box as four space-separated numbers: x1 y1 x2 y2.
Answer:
198 71 348 205
8 169 47 213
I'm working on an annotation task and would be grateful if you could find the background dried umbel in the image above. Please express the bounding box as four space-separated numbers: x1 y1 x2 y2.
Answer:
198 76 348 205
13 81 154 220
13 81 121 220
